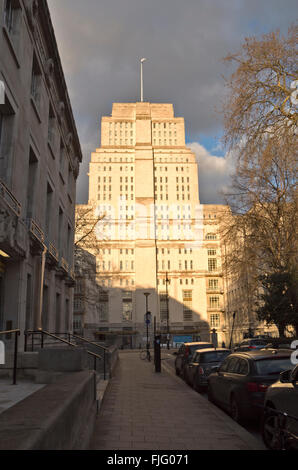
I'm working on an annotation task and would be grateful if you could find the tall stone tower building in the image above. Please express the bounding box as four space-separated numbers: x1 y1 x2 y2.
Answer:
84 102 226 346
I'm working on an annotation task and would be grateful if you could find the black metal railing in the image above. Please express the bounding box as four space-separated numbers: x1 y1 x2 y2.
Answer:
0 329 20 385
24 330 105 378
37 331 109 380
68 333 108 380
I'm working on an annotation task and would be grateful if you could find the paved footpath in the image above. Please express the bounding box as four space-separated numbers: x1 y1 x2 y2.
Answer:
90 351 264 450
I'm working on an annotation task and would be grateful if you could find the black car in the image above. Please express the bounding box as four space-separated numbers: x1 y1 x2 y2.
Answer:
207 349 295 424
262 337 298 351
234 338 269 352
183 348 231 392
174 342 213 377
262 364 298 450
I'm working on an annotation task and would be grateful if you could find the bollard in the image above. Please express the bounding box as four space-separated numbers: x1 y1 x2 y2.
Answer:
154 335 161 373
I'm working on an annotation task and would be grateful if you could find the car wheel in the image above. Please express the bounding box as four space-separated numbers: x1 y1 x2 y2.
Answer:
207 385 215 403
182 367 188 382
230 396 243 424
193 379 203 393
262 408 282 450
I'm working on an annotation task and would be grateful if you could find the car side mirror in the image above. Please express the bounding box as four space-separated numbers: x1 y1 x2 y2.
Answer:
280 370 291 383
212 366 219 373
173 351 178 356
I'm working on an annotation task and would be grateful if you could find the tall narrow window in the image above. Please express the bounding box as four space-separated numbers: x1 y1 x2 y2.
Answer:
4 0 21 37
0 97 15 183
31 54 41 106
26 148 38 219
99 292 109 322
58 207 64 255
159 293 168 323
48 104 56 150
59 141 65 180
183 290 193 321
208 258 217 272
122 291 132 322
45 183 53 240
209 296 220 309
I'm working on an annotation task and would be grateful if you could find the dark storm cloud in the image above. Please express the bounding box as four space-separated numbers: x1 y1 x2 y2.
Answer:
48 0 297 203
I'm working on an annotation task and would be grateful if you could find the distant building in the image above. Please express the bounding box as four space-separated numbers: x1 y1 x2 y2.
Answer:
74 246 102 337
0 0 82 348
79 102 229 346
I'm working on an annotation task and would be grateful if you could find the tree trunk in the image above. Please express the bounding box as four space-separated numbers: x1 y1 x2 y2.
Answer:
277 323 285 337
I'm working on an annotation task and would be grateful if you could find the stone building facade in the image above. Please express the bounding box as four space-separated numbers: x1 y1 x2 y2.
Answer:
0 0 82 348
80 102 228 347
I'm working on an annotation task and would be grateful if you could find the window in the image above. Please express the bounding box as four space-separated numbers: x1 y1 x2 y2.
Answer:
122 291 132 322
208 258 217 272
183 290 193 321
208 249 217 256
209 296 220 309
48 105 56 149
235 359 249 375
4 0 20 36
208 279 219 290
210 313 220 328
0 96 15 183
45 183 53 239
73 316 82 331
206 233 217 241
99 292 109 322
26 148 38 219
159 293 168 322
31 54 42 106
226 357 240 373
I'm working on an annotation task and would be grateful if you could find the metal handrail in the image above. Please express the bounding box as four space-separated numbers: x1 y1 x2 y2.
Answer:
0 329 20 385
0 329 21 336
68 333 108 379
24 330 103 377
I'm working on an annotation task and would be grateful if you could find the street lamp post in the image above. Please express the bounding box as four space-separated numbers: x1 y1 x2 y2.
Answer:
229 312 237 350
165 272 170 350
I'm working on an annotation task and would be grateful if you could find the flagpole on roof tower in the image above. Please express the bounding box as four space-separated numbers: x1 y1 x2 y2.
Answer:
140 58 147 102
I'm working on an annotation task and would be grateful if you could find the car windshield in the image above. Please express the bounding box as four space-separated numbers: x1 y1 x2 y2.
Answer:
200 351 230 363
255 357 293 375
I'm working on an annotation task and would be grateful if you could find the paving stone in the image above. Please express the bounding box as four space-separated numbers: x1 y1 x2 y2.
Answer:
89 352 264 451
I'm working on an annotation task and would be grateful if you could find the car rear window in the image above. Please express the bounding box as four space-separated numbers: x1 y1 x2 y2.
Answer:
200 351 230 363
255 357 293 375
189 344 213 354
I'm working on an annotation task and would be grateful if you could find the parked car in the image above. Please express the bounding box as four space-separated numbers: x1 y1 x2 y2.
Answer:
183 348 231 392
262 364 298 450
207 349 295 424
234 338 269 352
262 337 298 351
174 342 213 377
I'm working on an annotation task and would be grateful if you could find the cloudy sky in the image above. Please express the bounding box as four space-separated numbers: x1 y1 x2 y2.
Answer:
48 0 296 204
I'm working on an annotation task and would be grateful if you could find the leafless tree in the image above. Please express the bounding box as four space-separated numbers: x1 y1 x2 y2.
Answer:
219 26 298 334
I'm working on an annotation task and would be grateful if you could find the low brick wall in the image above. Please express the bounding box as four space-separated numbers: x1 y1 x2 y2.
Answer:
0 371 97 450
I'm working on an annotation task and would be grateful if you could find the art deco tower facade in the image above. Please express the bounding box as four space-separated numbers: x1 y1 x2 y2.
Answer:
84 102 226 346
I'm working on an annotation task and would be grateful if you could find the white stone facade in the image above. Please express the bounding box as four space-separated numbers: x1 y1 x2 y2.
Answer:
0 0 82 349
81 102 228 346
